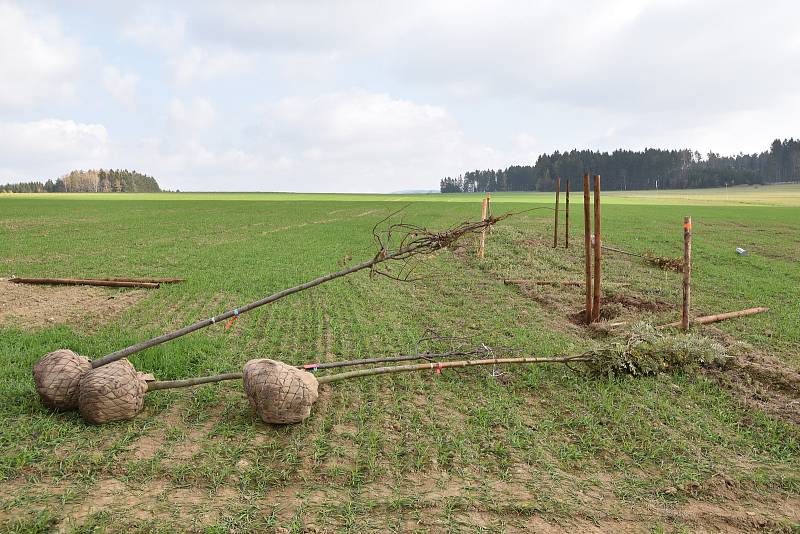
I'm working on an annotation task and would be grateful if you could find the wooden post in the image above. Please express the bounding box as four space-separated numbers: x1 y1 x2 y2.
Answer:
7 278 161 289
478 197 488 258
583 174 593 323
564 179 570 249
553 177 560 247
663 307 767 330
486 192 492 233
681 216 692 330
592 175 602 322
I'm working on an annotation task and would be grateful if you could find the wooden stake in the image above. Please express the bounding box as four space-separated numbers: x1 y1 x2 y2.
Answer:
660 307 768 329
107 277 184 284
504 279 584 286
486 192 492 233
681 216 692 330
553 177 560 247
583 173 593 323
592 175 602 322
478 197 488 258
565 179 570 249
8 277 160 289
504 279 630 288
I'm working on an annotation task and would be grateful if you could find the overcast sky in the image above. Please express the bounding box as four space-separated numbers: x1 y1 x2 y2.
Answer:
1 1 798 192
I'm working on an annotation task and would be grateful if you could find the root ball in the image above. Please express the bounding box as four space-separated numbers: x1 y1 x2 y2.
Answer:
33 349 91 410
78 359 147 424
243 359 319 424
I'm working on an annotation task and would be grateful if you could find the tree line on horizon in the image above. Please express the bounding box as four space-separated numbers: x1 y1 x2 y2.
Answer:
440 138 800 193
0 169 160 193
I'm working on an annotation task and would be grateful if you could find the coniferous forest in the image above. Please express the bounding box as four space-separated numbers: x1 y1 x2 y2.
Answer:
0 169 160 193
440 138 800 192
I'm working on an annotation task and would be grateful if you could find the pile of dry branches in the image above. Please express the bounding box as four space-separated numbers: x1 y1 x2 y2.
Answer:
369 212 512 281
642 251 685 272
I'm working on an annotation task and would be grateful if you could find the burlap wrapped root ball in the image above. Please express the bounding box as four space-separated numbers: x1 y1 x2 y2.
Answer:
78 359 147 424
243 359 319 424
33 349 91 410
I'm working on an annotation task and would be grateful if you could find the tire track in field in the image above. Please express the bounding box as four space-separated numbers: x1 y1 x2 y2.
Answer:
260 208 382 236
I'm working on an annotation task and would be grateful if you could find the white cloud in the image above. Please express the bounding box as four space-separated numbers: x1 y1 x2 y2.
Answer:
250 90 504 191
168 97 217 131
169 47 254 84
121 9 186 53
0 119 108 179
3 1 800 190
0 3 82 110
274 50 342 82
268 91 453 145
121 8 254 83
102 66 139 108
110 90 505 192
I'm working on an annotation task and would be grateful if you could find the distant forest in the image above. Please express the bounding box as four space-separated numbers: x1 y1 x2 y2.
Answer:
441 138 800 192
0 169 160 193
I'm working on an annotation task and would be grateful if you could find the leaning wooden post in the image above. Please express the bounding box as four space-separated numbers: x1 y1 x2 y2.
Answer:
553 177 561 247
681 216 692 330
486 192 492 233
564 179 570 249
582 173 593 323
592 175 602 322
478 196 489 258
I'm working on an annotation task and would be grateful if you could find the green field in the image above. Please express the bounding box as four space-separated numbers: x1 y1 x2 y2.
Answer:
1 184 799 532
6 183 800 206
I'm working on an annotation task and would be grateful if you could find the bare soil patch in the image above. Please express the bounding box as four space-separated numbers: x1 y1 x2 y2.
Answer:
605 292 672 312
673 494 800 533
55 477 235 533
127 401 186 461
505 278 670 328
567 305 622 326
0 278 146 329
170 411 222 461
708 353 800 426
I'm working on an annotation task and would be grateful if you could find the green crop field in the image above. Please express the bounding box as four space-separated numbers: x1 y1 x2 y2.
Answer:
1 184 799 532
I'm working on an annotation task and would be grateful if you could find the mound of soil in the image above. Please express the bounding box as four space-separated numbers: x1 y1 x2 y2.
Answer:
568 305 623 325
605 293 673 312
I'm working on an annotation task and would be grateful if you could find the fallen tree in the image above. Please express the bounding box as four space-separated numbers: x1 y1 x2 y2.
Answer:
75 325 734 425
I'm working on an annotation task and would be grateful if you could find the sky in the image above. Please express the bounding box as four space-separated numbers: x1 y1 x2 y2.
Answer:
1 1 798 193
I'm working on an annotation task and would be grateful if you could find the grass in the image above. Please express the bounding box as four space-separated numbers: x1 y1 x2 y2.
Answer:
4 182 800 205
0 183 798 532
